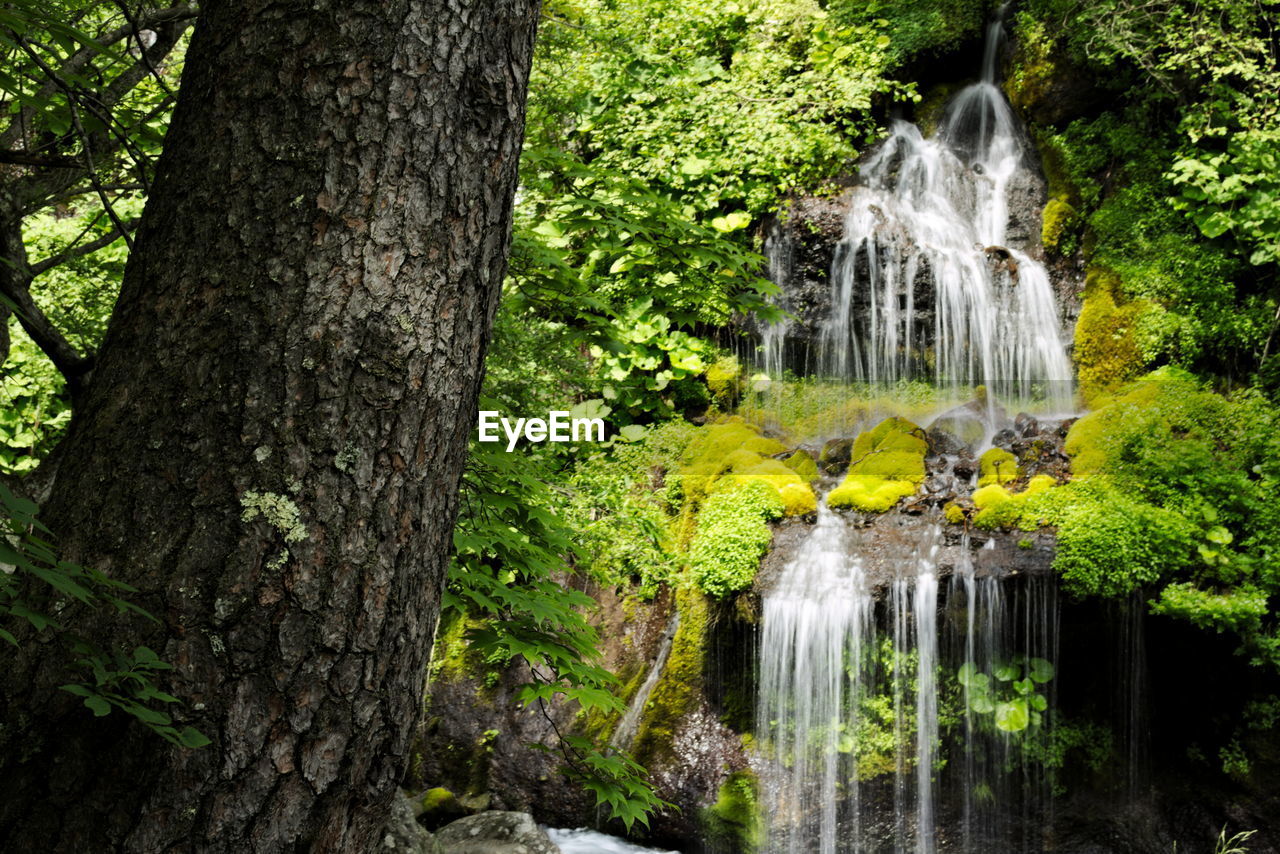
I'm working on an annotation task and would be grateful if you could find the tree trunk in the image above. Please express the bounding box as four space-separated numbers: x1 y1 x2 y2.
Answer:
0 0 537 850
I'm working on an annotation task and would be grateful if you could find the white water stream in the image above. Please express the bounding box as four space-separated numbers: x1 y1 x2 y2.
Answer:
754 15 1069 853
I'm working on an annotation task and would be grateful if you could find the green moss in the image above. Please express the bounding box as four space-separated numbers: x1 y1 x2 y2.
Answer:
1064 367 1195 478
688 481 783 597
680 420 814 515
706 357 744 408
972 475 1057 530
973 483 1011 510
827 417 927 512
701 771 763 853
778 482 817 516
421 787 457 813
944 502 967 525
1074 267 1151 405
782 450 819 481
978 447 1019 486
1041 197 1077 254
429 610 485 682
1005 11 1056 120
828 477 918 512
632 588 710 766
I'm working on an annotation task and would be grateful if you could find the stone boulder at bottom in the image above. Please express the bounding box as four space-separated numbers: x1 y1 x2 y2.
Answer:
381 791 440 854
434 812 561 854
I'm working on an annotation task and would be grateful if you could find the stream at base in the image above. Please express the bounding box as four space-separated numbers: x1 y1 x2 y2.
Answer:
546 827 680 854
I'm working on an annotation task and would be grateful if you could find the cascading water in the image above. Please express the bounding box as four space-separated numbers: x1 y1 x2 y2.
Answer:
756 520 1061 853
756 507 873 854
763 12 1073 413
754 15 1072 853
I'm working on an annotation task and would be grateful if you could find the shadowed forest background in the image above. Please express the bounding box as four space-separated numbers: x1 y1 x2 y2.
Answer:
2 0 1280 852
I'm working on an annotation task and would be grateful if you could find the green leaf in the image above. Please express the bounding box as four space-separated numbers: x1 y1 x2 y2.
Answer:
995 699 1029 732
1028 657 1055 683
83 695 112 717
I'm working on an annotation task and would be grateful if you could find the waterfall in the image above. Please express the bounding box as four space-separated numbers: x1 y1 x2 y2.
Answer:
614 613 681 754
753 15 1072 852
756 507 872 854
756 518 1061 853
760 9 1073 413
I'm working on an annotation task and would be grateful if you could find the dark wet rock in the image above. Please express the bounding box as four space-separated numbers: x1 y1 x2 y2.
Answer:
1014 411 1040 438
434 812 559 854
992 428 1017 450
926 426 967 457
952 453 977 481
820 437 854 474
1003 162 1048 253
930 397 1011 451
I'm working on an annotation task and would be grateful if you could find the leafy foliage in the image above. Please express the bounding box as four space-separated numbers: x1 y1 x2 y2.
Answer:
687 480 784 598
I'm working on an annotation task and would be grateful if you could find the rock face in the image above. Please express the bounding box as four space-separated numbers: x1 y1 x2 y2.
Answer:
434 812 560 854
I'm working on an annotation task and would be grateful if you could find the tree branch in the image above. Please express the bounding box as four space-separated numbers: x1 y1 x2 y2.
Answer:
29 217 139 277
0 223 94 398
0 151 80 168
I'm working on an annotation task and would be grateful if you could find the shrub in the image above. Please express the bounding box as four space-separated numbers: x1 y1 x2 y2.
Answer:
688 481 784 597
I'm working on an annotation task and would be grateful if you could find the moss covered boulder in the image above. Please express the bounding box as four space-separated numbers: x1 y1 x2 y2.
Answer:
1074 267 1151 405
978 447 1020 486
680 419 816 516
828 417 928 512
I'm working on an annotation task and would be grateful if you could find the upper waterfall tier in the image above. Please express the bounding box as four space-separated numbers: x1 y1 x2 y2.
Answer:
759 34 1075 414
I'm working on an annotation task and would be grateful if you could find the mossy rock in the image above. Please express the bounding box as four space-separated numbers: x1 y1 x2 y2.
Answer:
1065 367 1198 477
681 420 815 515
782 450 819 481
972 475 1058 530
827 417 927 513
705 357 744 408
632 588 710 766
1074 267 1151 406
819 437 854 473
419 787 466 830
944 502 967 525
978 447 1019 487
701 771 763 853
1041 197 1077 254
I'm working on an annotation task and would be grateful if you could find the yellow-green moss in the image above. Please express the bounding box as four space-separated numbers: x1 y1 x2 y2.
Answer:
973 483 1012 510
827 417 927 513
781 450 819 481
978 447 1019 487
972 474 1059 530
701 770 763 853
632 588 710 766
706 357 744 407
1041 197 1077 254
680 420 814 515
1065 369 1187 477
778 482 817 516
944 502 967 525
420 787 457 815
1074 267 1150 405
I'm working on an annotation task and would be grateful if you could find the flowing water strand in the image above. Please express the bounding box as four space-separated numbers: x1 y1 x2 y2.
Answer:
913 537 941 854
757 507 872 854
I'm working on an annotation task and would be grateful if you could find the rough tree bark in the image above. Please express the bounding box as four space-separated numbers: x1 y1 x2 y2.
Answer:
0 0 538 850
